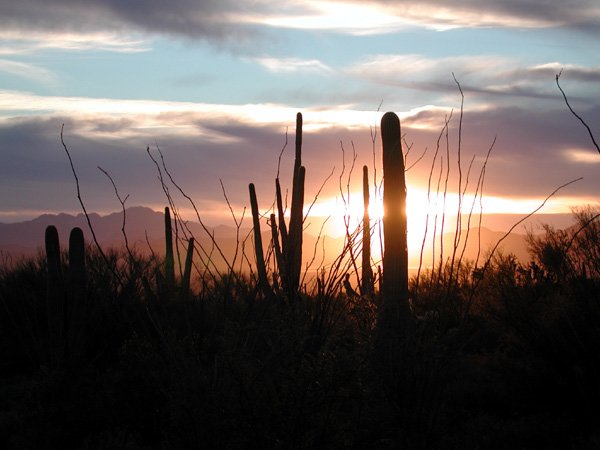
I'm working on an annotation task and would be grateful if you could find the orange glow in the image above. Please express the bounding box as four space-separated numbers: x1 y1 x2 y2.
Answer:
306 184 595 267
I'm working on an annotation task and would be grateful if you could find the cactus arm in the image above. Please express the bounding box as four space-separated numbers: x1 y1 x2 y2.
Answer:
180 237 194 300
249 183 271 298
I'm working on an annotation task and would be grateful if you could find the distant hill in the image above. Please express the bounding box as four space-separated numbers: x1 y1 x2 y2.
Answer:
0 206 241 252
0 206 536 272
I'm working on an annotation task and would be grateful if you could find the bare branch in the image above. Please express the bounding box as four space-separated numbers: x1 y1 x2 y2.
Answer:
60 125 123 287
98 166 134 261
556 70 599 154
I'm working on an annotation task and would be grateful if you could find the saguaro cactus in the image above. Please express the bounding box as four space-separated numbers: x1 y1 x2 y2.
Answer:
180 237 194 300
275 178 288 288
381 112 410 322
362 165 374 296
45 225 64 366
269 113 306 299
249 183 271 298
286 113 305 296
67 227 86 362
164 206 175 290
45 225 87 367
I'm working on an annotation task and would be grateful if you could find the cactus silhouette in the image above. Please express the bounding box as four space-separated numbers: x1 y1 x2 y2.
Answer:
381 112 410 322
268 112 306 299
180 237 194 300
67 227 86 363
269 212 284 290
362 165 374 296
45 225 64 367
249 183 271 298
164 206 175 291
286 112 305 296
45 225 87 367
275 178 289 289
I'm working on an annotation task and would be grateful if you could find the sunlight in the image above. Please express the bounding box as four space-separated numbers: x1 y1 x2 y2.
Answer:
248 1 413 35
307 184 595 268
564 148 600 164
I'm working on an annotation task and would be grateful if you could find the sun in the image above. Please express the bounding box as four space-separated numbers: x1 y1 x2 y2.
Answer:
307 186 435 264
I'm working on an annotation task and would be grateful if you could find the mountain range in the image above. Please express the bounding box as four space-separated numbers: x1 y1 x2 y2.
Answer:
0 206 537 271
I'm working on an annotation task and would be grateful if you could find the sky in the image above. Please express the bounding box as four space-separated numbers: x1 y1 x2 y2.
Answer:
1 0 599 240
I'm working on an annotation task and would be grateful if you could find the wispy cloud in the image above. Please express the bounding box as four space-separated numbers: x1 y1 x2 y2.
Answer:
237 0 600 34
0 30 151 54
564 149 600 164
0 90 382 141
251 56 333 74
0 59 57 86
518 62 600 83
244 1 416 35
346 54 600 104
325 0 600 32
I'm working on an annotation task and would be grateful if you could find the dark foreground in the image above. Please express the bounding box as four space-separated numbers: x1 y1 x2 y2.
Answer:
2 219 600 449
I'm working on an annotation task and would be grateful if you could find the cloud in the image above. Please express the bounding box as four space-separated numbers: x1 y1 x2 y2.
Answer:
326 0 600 32
0 90 383 137
0 29 151 54
251 56 333 74
245 0 416 35
564 149 600 164
521 62 600 83
0 0 263 48
2 0 598 54
346 55 600 106
0 59 58 86
1 89 598 223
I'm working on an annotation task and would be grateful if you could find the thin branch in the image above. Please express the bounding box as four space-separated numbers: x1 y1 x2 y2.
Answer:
98 166 134 261
556 70 599 154
466 177 584 316
60 125 123 286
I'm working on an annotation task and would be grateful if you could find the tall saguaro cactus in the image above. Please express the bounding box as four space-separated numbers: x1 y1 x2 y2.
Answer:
45 225 87 367
45 225 64 366
381 112 410 322
67 227 86 362
362 165 374 295
250 113 306 300
287 112 305 296
249 183 271 298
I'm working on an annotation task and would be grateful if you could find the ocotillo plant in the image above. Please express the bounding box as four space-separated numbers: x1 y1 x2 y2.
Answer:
381 112 410 323
362 165 374 296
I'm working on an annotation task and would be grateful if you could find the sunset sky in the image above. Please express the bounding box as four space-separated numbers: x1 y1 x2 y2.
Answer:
1 0 599 238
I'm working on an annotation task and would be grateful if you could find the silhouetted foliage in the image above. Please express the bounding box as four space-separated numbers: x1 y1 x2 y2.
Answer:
1 207 600 449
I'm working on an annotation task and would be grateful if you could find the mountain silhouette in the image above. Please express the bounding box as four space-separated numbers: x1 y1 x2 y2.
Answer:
0 206 536 271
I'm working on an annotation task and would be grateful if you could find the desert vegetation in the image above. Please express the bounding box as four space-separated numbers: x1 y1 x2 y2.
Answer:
1 102 599 449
